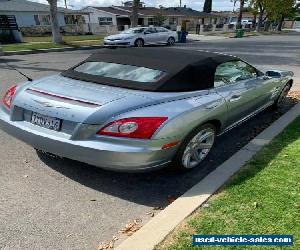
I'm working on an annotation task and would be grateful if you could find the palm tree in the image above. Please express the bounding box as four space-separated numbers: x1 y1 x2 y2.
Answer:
46 0 63 44
203 0 212 13
237 0 245 28
132 0 140 27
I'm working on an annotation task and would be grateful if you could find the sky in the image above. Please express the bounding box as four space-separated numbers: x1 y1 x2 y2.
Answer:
31 0 237 11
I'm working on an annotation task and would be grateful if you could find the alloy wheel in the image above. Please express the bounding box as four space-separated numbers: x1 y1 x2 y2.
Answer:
181 127 215 169
277 85 290 106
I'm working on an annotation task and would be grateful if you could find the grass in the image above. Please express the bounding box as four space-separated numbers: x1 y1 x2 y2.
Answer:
3 35 104 52
158 117 300 250
23 34 104 43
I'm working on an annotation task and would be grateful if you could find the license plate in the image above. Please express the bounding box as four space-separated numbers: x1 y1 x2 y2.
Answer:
31 112 61 131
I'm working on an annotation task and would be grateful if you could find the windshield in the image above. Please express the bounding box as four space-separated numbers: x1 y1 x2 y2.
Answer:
74 62 166 83
121 28 146 34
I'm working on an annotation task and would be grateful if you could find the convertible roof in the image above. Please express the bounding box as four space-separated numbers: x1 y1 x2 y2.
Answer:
62 48 238 92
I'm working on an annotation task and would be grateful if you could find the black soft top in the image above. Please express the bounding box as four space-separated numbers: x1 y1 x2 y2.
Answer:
61 48 238 92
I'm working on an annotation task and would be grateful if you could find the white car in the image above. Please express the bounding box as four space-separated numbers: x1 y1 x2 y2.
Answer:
103 27 177 47
230 20 253 25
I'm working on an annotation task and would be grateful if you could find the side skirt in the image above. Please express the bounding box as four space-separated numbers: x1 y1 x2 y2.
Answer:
218 101 274 136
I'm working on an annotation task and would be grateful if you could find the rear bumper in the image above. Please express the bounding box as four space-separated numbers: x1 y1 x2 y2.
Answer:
0 108 176 172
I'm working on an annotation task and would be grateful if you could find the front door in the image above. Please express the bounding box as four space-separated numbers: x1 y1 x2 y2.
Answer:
214 60 263 128
143 27 158 44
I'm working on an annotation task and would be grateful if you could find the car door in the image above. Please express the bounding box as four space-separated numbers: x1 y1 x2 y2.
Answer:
155 27 169 43
143 27 158 44
214 60 263 128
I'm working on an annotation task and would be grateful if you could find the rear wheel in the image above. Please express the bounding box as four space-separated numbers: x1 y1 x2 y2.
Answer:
172 124 216 171
134 39 144 47
167 37 175 46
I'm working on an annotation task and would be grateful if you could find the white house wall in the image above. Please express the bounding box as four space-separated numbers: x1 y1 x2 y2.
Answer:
0 11 65 27
81 7 117 25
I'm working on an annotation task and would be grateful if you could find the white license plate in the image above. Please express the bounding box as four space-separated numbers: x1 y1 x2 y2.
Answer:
31 112 61 131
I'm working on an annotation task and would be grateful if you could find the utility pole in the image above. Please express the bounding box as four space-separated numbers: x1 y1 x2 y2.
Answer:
180 0 182 7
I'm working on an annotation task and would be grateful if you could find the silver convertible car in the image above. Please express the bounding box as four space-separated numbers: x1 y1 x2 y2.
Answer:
0 48 293 172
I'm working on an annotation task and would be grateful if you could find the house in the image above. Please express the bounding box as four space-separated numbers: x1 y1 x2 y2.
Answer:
0 0 90 36
81 3 221 33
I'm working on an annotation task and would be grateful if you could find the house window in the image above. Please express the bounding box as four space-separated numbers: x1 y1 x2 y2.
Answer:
169 17 177 25
98 17 113 25
34 14 51 26
148 18 154 25
34 15 51 26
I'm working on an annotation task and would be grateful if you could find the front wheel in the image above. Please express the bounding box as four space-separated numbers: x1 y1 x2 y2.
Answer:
272 82 292 109
172 124 216 171
167 37 175 46
134 39 144 47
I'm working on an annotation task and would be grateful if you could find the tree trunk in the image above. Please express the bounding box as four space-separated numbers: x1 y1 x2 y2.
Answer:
264 19 271 31
277 15 284 31
237 0 245 29
256 5 264 32
203 0 212 13
131 0 140 27
47 0 63 44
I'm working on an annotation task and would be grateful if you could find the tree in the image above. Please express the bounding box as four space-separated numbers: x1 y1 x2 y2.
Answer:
47 0 63 44
237 0 245 28
154 13 167 26
203 0 212 13
250 0 267 31
264 0 295 31
131 0 140 27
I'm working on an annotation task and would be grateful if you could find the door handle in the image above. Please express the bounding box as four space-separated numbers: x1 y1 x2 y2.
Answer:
229 95 241 102
205 101 221 110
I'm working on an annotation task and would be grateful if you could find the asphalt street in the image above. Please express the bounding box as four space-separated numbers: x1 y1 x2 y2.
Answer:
0 33 299 250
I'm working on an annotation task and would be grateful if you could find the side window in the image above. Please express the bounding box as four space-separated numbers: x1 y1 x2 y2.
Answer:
214 61 257 87
148 27 157 33
156 27 168 32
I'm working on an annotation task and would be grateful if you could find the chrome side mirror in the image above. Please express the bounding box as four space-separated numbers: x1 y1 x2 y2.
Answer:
265 70 281 78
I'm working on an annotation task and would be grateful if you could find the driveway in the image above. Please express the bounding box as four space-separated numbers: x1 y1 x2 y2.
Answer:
0 33 299 250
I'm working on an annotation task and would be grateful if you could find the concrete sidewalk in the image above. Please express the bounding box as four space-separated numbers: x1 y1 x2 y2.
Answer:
116 102 300 250
188 34 229 41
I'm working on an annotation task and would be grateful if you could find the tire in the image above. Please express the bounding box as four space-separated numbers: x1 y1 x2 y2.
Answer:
172 123 216 171
272 82 292 109
167 37 175 46
134 39 144 47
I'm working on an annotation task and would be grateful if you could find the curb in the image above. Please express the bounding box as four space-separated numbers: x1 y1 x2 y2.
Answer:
3 45 104 56
116 102 300 250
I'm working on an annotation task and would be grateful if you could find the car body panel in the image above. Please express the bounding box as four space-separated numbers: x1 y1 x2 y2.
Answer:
0 52 293 171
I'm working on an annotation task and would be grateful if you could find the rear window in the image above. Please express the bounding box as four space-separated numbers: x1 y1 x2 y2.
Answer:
74 62 166 83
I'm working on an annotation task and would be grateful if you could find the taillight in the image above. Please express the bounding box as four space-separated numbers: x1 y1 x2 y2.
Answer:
97 117 168 139
2 85 17 109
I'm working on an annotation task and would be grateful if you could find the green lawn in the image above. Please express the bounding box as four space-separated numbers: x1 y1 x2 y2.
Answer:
23 34 104 43
3 35 104 52
158 117 300 250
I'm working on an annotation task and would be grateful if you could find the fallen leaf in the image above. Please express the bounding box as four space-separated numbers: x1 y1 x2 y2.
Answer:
120 218 143 236
112 235 119 241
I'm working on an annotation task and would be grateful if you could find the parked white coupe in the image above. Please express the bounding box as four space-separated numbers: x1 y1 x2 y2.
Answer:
103 27 177 47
